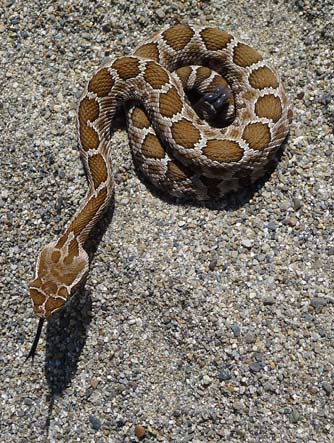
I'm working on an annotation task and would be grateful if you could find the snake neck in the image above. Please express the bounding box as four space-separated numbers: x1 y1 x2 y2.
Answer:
57 177 112 250
30 180 113 317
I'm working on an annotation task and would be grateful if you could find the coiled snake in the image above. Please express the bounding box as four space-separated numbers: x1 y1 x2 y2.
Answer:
27 24 292 359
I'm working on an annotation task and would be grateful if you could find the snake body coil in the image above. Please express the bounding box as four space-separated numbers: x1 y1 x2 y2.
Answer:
27 25 291 357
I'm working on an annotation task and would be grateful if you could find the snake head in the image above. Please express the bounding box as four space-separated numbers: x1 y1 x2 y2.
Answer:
29 238 89 318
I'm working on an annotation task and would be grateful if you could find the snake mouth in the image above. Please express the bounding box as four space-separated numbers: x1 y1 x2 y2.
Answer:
30 285 68 318
29 287 47 317
33 307 47 318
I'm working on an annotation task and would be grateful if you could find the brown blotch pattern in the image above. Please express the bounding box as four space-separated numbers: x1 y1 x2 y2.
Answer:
79 98 100 151
144 62 169 89
240 109 252 121
200 28 232 51
88 68 114 97
243 90 257 101
42 281 58 294
159 87 183 118
166 161 188 181
58 287 68 298
131 107 150 129
249 66 279 90
51 250 61 263
233 43 262 67
71 187 108 236
38 252 48 274
193 66 212 86
88 153 108 188
63 253 75 266
175 66 192 86
79 97 99 124
203 139 244 163
80 125 99 152
112 57 140 80
171 119 201 149
142 134 165 159
242 122 271 151
68 237 79 256
255 94 282 122
209 75 229 90
163 24 194 50
134 43 159 61
288 108 293 123
55 235 66 249
30 288 45 306
30 277 42 288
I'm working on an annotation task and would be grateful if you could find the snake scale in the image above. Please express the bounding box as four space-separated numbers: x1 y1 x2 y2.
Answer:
27 24 292 358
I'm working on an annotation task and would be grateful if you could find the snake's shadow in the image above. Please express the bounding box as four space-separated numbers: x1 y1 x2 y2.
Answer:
138 137 289 211
44 137 289 389
44 202 115 430
42 133 289 430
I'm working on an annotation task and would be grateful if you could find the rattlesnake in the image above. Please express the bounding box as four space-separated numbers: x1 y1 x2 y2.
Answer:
27 24 292 358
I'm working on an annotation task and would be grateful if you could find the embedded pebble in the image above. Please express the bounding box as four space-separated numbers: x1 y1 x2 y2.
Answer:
202 375 212 387
89 415 102 431
241 239 253 248
263 296 275 305
249 362 264 373
218 369 232 381
232 400 244 412
293 197 303 211
310 297 328 309
245 333 257 344
134 425 146 438
90 377 100 389
322 381 333 395
289 409 301 424
231 324 241 337
3 1 334 442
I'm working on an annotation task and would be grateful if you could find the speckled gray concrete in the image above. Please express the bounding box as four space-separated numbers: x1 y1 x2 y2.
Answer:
1 0 333 442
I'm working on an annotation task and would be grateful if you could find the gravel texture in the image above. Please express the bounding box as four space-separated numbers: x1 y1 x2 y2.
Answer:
1 1 333 442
